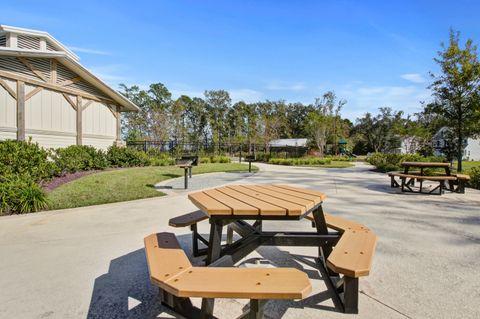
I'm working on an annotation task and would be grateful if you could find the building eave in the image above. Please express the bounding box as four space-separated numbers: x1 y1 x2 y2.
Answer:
0 49 139 112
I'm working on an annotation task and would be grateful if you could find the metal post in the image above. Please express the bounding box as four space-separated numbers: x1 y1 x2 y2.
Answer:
249 160 251 172
189 166 192 178
184 167 188 189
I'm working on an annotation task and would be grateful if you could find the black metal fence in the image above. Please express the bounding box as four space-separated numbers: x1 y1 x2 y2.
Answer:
126 140 308 159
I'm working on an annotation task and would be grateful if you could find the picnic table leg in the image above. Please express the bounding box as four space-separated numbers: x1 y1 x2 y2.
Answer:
206 220 223 265
312 205 337 276
343 276 359 314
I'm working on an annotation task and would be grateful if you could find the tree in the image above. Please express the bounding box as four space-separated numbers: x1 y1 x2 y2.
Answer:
428 30 480 171
306 92 345 157
204 90 231 153
354 107 404 153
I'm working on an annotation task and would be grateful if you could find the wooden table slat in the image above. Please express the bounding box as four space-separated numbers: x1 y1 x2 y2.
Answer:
188 191 232 215
258 185 322 205
401 161 449 168
274 184 327 201
203 189 259 215
229 185 306 216
243 185 315 211
215 186 287 215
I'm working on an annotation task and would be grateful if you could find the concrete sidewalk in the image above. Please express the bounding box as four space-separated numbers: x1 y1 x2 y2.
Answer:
0 162 479 319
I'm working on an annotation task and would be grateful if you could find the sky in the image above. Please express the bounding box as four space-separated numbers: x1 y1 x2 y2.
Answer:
2 0 480 121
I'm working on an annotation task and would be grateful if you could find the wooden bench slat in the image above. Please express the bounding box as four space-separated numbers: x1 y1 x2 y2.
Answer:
389 172 456 181
456 174 470 180
274 184 327 201
203 189 259 215
169 210 208 227
188 191 232 215
262 185 322 205
169 267 312 299
145 233 312 300
144 233 193 287
243 185 316 212
327 230 377 278
216 187 287 216
305 213 369 232
230 185 306 216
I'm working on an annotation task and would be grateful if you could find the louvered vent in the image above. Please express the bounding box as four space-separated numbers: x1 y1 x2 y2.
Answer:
56 62 108 98
46 41 57 51
29 59 51 81
0 35 6 47
56 62 77 82
0 57 41 80
18 35 41 50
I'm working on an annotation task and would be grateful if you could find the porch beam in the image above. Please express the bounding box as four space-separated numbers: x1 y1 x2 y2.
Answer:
0 70 115 104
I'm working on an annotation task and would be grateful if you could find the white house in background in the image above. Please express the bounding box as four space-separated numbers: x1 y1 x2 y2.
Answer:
269 138 308 148
393 136 421 154
0 25 139 150
432 127 480 161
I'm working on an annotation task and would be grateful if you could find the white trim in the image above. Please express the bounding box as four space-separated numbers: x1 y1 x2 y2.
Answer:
0 126 17 133
0 25 79 60
26 129 76 137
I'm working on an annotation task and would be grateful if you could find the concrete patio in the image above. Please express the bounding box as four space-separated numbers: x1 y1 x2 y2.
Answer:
0 162 479 319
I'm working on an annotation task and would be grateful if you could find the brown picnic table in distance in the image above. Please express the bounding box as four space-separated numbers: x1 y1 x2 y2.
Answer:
388 161 457 194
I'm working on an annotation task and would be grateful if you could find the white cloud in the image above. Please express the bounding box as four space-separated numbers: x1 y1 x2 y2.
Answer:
69 46 110 56
338 83 431 121
400 73 426 84
229 89 263 103
265 81 306 92
87 64 128 83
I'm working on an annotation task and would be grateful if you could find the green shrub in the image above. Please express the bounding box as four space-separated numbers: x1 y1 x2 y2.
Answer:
268 157 331 166
107 146 151 167
53 145 108 174
0 139 56 183
0 174 48 215
366 152 446 172
255 153 271 162
468 167 480 189
200 156 231 164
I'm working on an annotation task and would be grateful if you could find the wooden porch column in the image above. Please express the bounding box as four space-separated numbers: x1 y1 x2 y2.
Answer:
116 107 121 142
16 81 25 141
76 96 82 145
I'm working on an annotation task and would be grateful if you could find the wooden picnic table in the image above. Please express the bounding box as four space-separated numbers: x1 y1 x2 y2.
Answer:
176 184 377 314
401 161 454 192
187 184 330 265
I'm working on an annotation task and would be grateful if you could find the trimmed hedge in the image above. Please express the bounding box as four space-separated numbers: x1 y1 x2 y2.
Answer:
268 157 332 166
200 156 231 164
53 145 109 174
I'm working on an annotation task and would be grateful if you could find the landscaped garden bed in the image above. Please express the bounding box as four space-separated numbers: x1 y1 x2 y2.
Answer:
0 139 250 215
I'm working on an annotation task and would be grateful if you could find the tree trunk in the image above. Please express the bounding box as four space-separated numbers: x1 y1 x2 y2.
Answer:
457 131 463 172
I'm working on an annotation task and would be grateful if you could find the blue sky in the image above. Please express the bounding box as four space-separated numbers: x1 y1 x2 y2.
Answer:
2 0 480 120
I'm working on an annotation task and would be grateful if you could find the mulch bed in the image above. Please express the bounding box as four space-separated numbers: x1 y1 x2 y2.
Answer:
42 170 100 192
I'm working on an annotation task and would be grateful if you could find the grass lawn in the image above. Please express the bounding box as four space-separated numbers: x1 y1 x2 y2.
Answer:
455 161 480 172
47 163 258 210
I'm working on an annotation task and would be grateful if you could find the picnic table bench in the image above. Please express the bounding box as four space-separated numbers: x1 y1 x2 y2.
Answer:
168 184 377 314
145 232 311 319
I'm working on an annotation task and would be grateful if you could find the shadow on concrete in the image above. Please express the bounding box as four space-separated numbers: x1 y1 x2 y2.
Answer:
86 233 343 318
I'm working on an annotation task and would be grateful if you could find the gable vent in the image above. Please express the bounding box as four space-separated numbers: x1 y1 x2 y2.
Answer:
46 41 57 51
18 35 41 50
0 35 6 47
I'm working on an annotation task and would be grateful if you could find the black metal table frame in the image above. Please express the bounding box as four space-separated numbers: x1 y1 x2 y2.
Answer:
190 203 359 314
